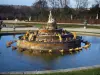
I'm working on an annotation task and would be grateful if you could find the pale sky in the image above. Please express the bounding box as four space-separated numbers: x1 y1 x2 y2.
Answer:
0 0 35 6
70 0 95 8
0 0 95 7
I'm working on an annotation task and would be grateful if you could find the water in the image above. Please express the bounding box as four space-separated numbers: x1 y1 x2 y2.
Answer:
0 34 100 72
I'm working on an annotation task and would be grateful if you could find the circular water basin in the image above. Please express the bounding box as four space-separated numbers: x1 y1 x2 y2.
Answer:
0 34 100 72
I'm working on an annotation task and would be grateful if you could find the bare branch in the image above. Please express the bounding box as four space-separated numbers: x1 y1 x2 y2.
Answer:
47 0 70 8
95 0 100 5
75 0 88 9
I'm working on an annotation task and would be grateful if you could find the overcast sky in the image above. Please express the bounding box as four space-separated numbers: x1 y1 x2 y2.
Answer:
0 0 95 7
0 0 35 6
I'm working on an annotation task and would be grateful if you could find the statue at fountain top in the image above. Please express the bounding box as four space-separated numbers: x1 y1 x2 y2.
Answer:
48 11 55 23
47 11 57 29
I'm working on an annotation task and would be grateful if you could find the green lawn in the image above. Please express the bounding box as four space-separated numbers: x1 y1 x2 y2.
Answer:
43 68 100 75
6 68 100 75
5 23 100 29
58 24 100 29
31 68 100 75
5 23 44 28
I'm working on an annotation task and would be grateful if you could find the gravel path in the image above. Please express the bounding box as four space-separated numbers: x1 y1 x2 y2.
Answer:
0 27 100 36
1 27 100 33
63 28 100 34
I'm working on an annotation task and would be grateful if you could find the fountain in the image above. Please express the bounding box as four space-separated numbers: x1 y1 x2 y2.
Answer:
1 11 95 72
15 11 90 53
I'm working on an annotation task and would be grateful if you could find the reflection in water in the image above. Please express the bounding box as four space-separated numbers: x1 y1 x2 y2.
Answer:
0 34 100 72
0 35 1 40
17 49 78 70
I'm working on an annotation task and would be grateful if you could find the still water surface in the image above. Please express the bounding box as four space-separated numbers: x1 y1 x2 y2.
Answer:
0 34 100 72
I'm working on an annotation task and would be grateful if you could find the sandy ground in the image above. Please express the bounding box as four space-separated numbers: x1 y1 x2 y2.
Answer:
1 27 100 33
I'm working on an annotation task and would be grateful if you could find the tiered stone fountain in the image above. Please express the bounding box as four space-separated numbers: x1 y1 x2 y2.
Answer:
17 11 90 53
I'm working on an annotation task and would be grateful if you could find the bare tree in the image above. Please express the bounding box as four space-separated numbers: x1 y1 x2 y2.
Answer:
95 0 100 4
47 0 59 8
59 0 70 8
33 0 48 9
95 0 100 6
75 0 88 9
32 0 48 21
47 0 70 8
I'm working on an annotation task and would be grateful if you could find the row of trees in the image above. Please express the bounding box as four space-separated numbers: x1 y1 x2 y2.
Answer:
0 0 100 22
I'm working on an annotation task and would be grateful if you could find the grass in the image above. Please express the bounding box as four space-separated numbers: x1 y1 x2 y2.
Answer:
5 23 100 29
4 68 100 75
5 23 44 28
58 24 100 29
38 68 100 75
33 68 99 75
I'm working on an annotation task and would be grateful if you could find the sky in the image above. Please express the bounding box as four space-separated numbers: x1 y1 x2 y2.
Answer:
0 0 95 7
70 0 95 8
0 0 35 6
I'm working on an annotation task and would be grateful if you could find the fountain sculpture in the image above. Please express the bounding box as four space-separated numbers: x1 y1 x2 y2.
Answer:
11 11 90 53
